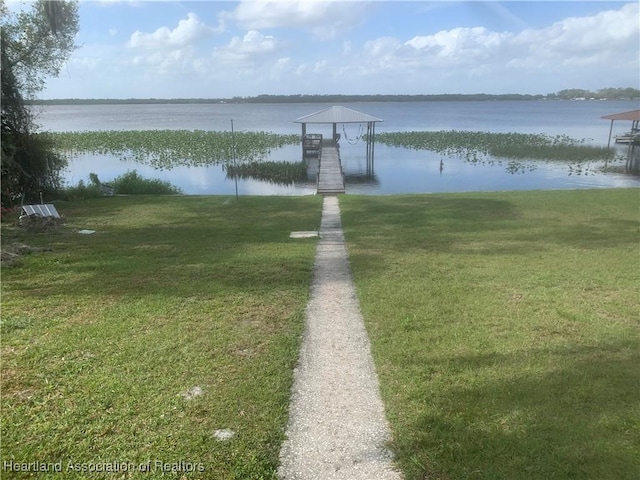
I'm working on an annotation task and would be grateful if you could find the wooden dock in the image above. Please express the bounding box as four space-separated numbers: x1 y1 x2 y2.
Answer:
317 141 345 194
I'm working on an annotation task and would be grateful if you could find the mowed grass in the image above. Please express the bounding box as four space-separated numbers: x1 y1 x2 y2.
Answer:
340 189 639 480
1 195 322 479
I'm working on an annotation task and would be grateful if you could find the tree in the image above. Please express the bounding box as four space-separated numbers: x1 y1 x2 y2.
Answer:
1 0 79 205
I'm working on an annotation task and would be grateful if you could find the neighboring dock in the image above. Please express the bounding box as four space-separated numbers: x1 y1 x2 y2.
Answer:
316 140 345 194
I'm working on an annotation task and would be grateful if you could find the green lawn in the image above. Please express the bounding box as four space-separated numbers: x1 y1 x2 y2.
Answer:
340 188 639 480
1 195 322 479
3 189 638 480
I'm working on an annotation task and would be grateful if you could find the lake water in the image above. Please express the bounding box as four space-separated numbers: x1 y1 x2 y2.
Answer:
34 100 639 195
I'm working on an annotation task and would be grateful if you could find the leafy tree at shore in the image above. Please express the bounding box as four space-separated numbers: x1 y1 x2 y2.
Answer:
1 0 78 206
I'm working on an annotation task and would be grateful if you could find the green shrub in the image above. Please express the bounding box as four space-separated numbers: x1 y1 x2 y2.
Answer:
111 170 182 195
58 179 103 201
57 171 181 200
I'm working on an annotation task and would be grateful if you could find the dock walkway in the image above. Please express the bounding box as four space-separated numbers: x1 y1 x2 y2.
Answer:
317 141 345 194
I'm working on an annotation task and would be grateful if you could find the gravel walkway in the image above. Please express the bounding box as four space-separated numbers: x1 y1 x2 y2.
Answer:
278 196 402 480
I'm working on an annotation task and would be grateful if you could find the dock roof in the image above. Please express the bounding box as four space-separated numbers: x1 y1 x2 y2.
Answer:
294 105 383 124
601 109 640 121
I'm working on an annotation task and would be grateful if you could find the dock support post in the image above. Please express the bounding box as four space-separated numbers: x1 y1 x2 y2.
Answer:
301 123 307 157
607 120 614 148
364 121 376 176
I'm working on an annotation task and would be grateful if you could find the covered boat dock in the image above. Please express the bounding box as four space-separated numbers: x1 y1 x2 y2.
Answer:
294 105 383 153
602 109 640 171
601 109 640 147
294 106 383 194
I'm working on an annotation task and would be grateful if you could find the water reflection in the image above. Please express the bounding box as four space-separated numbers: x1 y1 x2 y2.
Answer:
345 173 380 186
339 143 638 194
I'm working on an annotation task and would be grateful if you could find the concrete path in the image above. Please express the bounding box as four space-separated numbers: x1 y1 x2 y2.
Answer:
278 196 402 480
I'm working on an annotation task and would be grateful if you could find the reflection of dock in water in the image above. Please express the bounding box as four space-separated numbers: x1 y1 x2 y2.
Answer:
309 142 381 193
305 149 379 190
344 172 379 187
305 157 319 181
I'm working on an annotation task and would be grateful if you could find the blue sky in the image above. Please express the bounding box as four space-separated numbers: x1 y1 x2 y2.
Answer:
19 1 640 99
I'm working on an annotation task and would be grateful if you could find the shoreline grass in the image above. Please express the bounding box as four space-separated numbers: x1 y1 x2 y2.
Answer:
1 195 322 479
224 160 308 186
340 188 639 480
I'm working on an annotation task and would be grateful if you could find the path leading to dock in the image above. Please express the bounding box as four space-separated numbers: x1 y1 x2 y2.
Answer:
278 196 402 480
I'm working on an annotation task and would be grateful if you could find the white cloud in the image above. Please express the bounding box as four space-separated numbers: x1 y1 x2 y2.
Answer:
127 13 221 49
132 48 191 74
401 27 512 69
123 13 226 77
350 2 639 91
222 0 368 40
61 44 121 73
341 41 353 56
364 37 401 57
271 56 291 72
513 2 639 67
212 30 280 68
76 56 102 69
42 1 640 99
313 60 328 73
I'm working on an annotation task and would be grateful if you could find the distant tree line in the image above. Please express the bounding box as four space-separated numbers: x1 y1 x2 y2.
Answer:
547 88 640 100
28 88 640 106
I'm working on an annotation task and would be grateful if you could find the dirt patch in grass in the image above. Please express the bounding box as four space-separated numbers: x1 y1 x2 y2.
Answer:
1 212 65 265
0 242 52 266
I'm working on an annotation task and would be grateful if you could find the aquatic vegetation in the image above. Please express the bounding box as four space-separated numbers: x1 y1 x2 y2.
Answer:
43 129 621 183
224 160 308 185
43 130 300 168
376 130 615 163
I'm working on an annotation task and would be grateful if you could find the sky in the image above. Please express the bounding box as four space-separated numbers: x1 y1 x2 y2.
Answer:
12 0 640 99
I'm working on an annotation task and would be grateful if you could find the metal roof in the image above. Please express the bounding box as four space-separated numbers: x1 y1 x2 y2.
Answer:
601 109 640 121
294 105 383 124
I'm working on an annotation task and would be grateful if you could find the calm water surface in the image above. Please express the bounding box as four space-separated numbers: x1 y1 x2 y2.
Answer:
36 101 639 195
